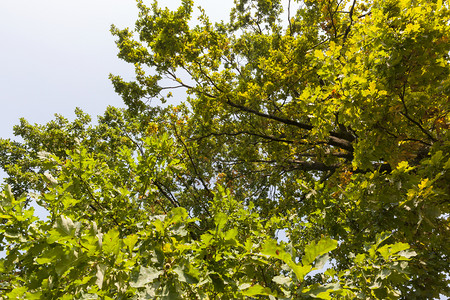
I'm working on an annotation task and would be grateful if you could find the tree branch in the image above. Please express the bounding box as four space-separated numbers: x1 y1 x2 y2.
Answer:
171 123 214 199
153 179 180 208
399 92 437 142
225 97 355 151
343 0 357 42
192 130 295 144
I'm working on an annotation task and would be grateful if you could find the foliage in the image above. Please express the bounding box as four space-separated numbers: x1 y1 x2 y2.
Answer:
1 0 449 298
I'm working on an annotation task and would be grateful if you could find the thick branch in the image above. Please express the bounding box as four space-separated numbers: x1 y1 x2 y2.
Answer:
225 97 355 151
226 97 313 131
192 130 295 144
288 160 339 172
217 157 392 175
343 0 357 42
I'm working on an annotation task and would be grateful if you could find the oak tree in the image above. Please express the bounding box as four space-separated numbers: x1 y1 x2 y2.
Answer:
1 0 449 298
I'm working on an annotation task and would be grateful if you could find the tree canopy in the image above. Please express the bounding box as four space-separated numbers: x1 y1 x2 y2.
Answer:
1 0 449 299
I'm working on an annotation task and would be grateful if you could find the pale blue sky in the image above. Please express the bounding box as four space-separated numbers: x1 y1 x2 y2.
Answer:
0 0 234 141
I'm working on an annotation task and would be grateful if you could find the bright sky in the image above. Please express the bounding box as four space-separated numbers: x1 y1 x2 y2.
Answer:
0 0 234 141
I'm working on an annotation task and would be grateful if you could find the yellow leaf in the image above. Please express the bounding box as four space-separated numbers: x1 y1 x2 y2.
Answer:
418 179 429 190
163 243 172 252
329 41 336 52
369 81 377 94
314 50 324 60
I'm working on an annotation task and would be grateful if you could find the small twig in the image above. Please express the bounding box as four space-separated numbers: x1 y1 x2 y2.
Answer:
153 179 180 208
399 94 437 142
172 123 214 199
343 0 357 43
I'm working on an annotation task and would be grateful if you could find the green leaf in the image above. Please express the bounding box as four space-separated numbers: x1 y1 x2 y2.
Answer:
173 265 199 284
315 253 330 270
214 212 228 232
56 215 77 236
96 263 107 289
242 284 275 297
102 228 120 256
262 240 312 281
6 286 27 299
130 266 163 288
153 219 165 235
47 229 69 244
25 292 43 300
200 233 214 246
272 275 292 285
378 242 410 260
224 227 238 242
374 232 392 249
168 207 188 224
398 249 417 259
55 254 74 276
302 283 341 299
161 279 183 300
123 234 138 252
209 273 225 292
36 247 61 264
43 171 58 186
389 242 410 254
2 185 14 206
302 238 338 266
171 223 188 237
